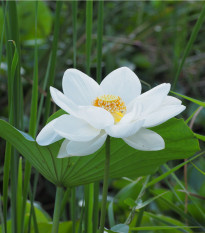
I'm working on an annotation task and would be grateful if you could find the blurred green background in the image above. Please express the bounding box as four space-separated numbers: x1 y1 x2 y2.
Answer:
0 1 205 231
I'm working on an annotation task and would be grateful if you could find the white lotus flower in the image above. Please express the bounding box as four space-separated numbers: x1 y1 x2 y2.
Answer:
36 67 185 157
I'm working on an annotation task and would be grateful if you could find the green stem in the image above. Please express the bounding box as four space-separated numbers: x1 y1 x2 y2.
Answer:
51 187 63 233
78 198 85 233
93 182 100 233
99 136 110 233
71 188 76 233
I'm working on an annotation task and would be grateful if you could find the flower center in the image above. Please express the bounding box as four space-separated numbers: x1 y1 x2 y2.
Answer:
93 94 126 123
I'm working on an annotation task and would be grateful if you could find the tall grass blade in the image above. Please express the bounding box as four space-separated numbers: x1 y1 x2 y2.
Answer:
3 38 19 233
162 172 184 205
71 1 78 231
163 164 205 220
3 142 11 233
85 0 93 75
21 2 39 232
0 194 5 233
16 158 22 233
171 91 205 107
7 1 23 129
96 0 104 83
150 189 204 229
37 1 63 126
5 2 23 233
72 0 78 68
144 211 189 232
10 41 18 231
10 154 17 233
191 162 205 176
125 176 150 225
28 183 39 233
85 1 94 232
43 1 63 124
146 152 203 188
135 208 145 229
27 172 39 233
108 200 115 227
29 1 39 138
185 106 202 124
135 191 168 210
0 1 6 67
2 7 14 227
172 4 205 90
93 2 104 231
36 55 51 127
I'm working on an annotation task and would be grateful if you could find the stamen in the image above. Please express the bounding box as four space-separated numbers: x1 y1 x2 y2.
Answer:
93 94 126 123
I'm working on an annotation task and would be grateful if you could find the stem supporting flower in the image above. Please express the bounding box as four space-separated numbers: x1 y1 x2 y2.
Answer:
99 136 110 233
51 186 63 233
